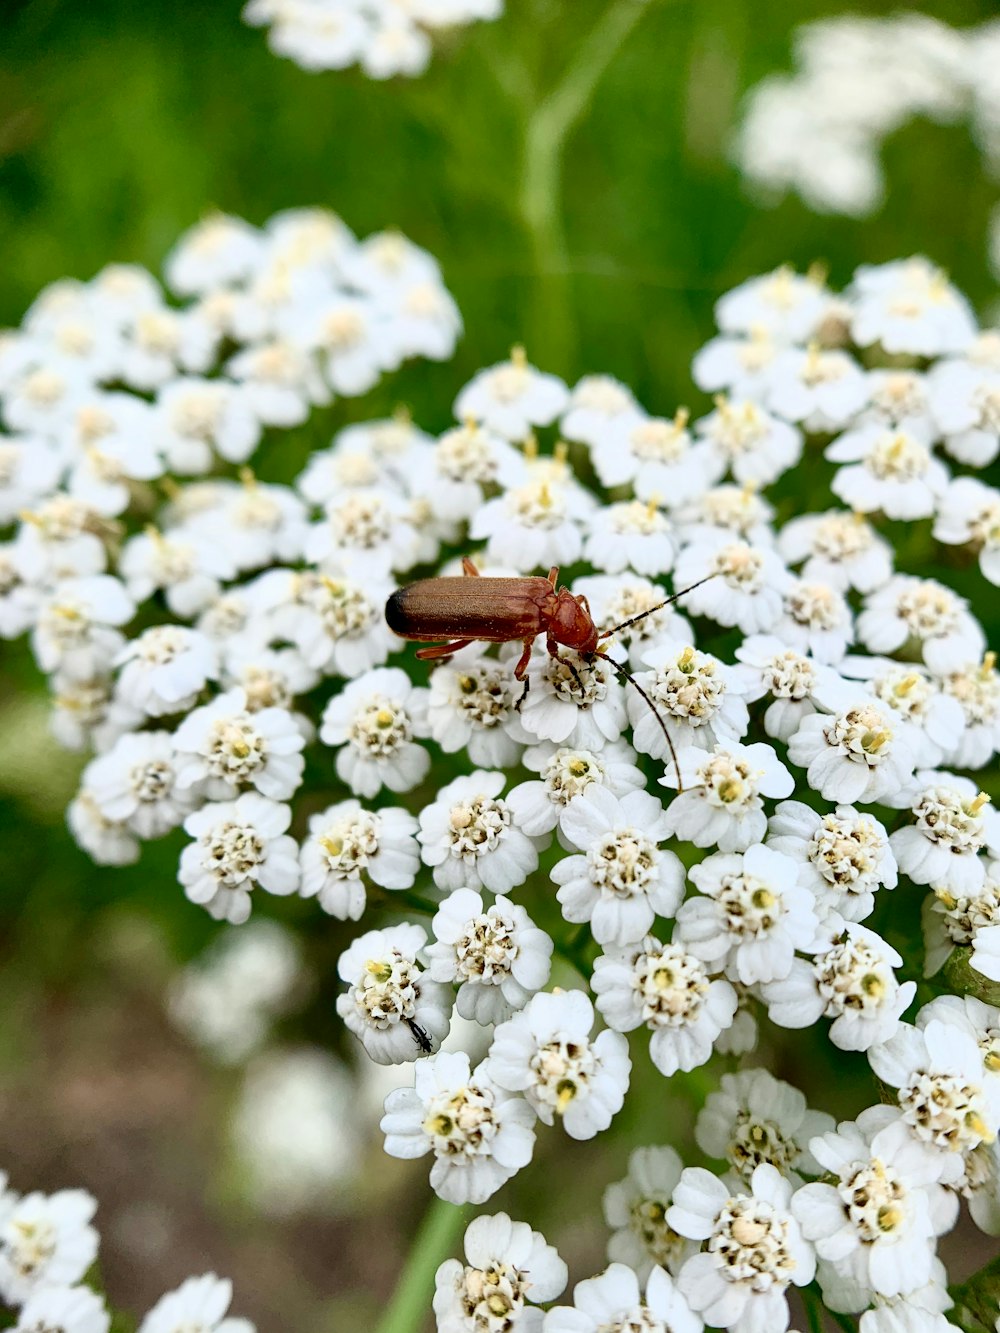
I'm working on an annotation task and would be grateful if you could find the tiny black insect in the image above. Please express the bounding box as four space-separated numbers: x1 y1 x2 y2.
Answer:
405 1017 434 1054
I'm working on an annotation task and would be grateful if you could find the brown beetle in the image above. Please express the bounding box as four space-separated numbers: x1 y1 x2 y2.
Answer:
385 558 711 787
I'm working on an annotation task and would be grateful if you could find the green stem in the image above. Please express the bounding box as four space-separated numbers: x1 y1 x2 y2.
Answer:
801 1286 824 1333
519 0 652 371
374 1194 469 1333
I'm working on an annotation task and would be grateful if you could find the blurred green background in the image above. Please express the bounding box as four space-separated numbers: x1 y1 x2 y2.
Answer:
2 0 1000 1329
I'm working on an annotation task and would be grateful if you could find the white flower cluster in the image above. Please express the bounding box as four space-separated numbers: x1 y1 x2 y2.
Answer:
242 0 503 80
734 12 1000 274
0 1169 252 1333
6 252 1000 1330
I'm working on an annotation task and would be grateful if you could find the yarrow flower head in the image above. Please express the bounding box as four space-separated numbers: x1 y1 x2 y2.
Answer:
8 234 1000 1333
433 1212 567 1333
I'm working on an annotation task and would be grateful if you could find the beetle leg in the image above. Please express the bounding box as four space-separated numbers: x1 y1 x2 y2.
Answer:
546 636 585 694
415 638 475 661
546 566 559 588
461 557 480 577
513 637 534 711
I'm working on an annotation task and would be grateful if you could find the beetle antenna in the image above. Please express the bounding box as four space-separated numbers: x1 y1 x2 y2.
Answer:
598 573 718 642
594 649 683 793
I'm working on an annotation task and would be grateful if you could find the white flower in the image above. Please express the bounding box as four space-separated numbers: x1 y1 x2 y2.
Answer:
0 1189 99 1306
846 659 966 770
869 1019 1000 1181
552 787 684 948
933 477 1000 585
418 771 540 894
762 924 916 1052
179 792 299 924
83 731 194 838
856 576 985 676
669 1163 815 1333
678 845 819 986
173 687 305 801
793 1109 955 1305
594 409 719 507
715 266 827 341
927 357 1000 466
318 666 430 798
67 789 140 866
226 338 328 427
164 213 262 295
778 510 893 595
696 1069 834 1186
14 495 107 583
733 637 835 743
890 775 997 897
787 698 915 804
31 576 135 682
630 642 749 758
487 989 630 1140
584 499 676 577
230 1045 360 1217
693 327 781 401
13 1285 110 1333
434 1211 567 1333
694 396 802 486
154 376 260 472
592 934 738 1076
505 741 645 839
0 436 61 525
560 373 639 447
336 923 451 1064
471 476 589 572
167 920 303 1064
916 994 1000 1089
770 579 853 664
427 647 524 768
222 646 318 718
455 349 569 441
573 574 693 669
138 1273 254 1333
306 488 421 577
672 535 791 635
419 419 526 524
115 626 218 718
0 544 39 639
119 526 235 618
938 654 1000 770
923 865 1000 976
827 426 949 521
661 742 794 853
676 482 775 548
768 345 869 431
767 801 897 924
543 1263 701 1333
603 1146 697 1279
850 259 976 357
380 1050 536 1204
299 799 419 920
972 924 1000 984
261 567 396 678
427 889 553 1025
186 478 307 574
516 648 626 750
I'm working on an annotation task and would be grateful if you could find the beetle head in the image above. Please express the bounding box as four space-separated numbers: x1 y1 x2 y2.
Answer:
550 590 599 654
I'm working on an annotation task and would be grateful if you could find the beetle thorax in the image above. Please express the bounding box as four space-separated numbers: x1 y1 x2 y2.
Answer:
549 590 598 653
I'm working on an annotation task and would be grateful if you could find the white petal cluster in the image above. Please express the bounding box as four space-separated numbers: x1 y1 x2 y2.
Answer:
8 241 1000 1333
244 0 503 81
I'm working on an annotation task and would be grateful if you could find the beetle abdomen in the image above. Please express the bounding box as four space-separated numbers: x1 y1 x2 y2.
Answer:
386 577 552 643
